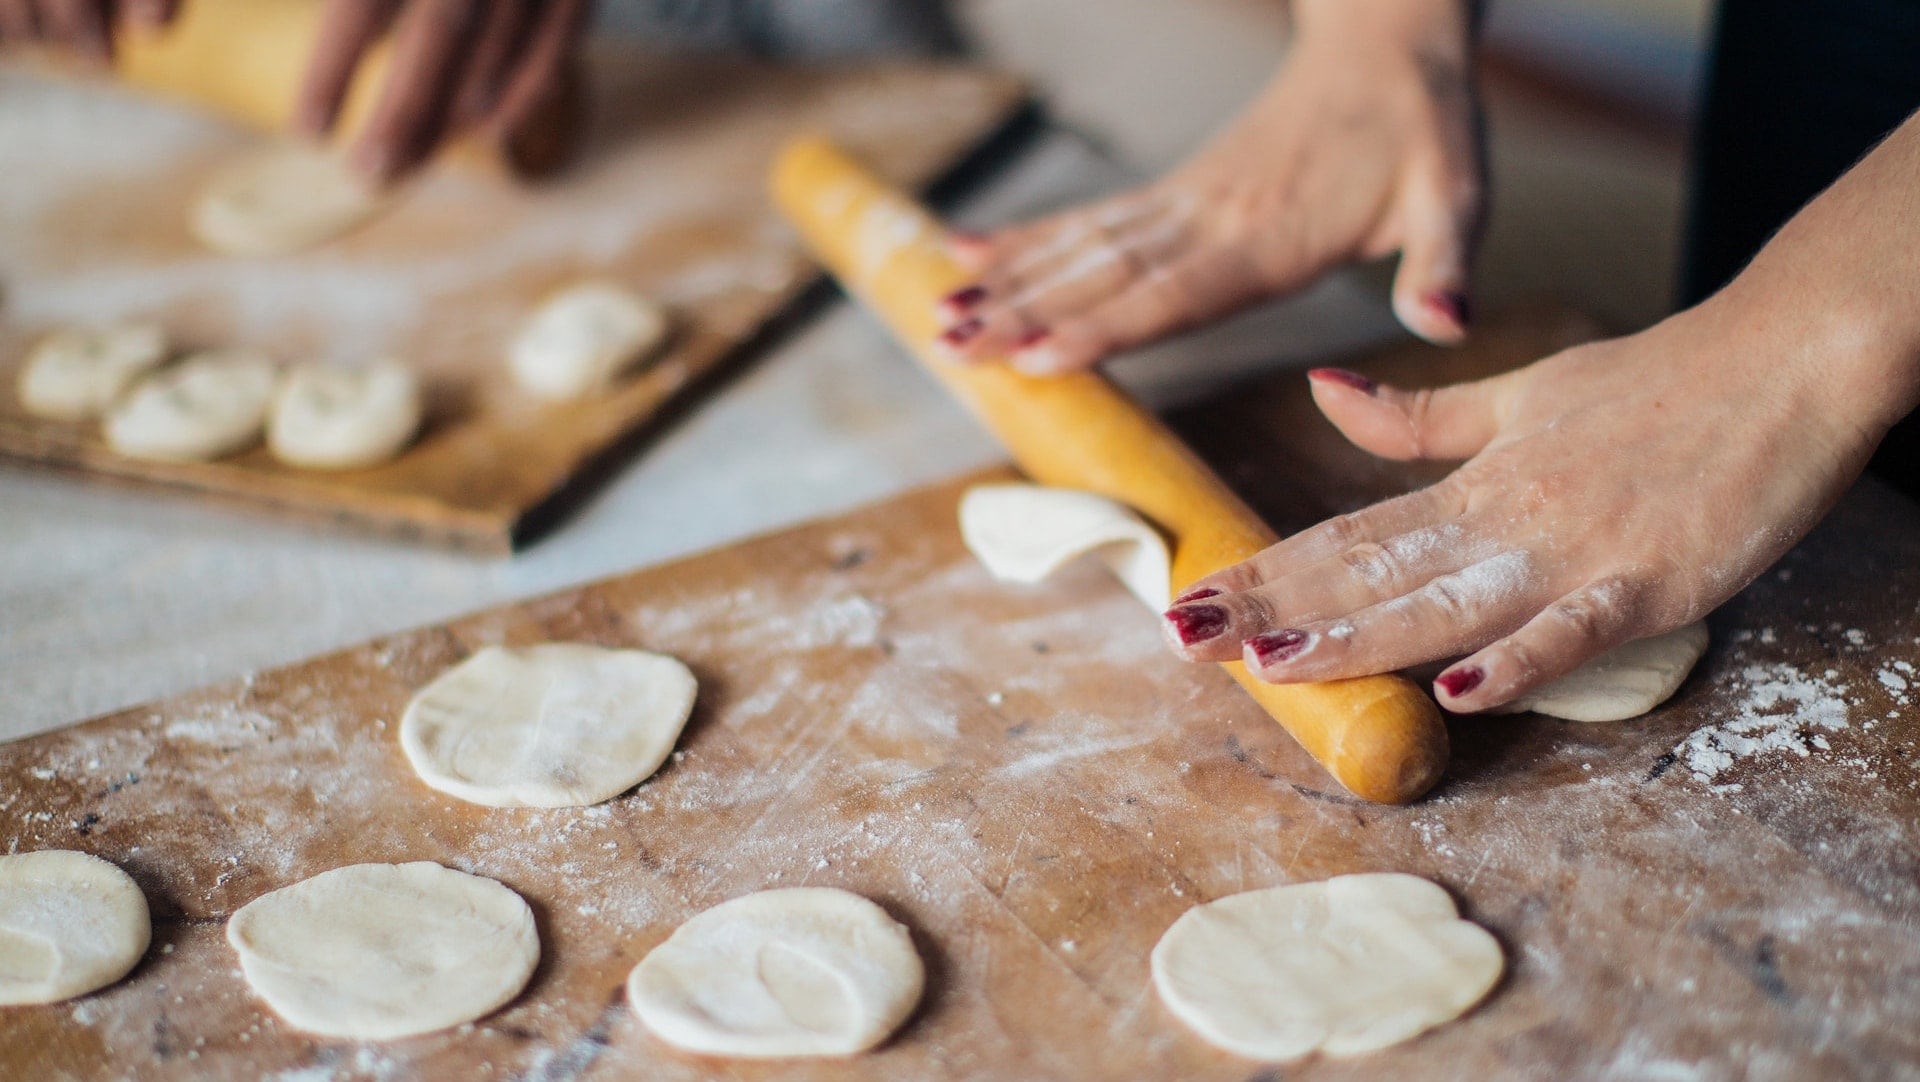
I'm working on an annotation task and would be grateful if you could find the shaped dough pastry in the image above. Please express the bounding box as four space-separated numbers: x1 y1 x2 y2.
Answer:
508 281 671 399
1494 621 1709 722
0 851 150 1006
959 482 1171 608
16 323 169 422
268 359 422 470
192 143 390 256
103 350 277 462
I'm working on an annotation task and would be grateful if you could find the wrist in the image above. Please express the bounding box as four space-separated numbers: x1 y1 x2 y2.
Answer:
1291 0 1478 65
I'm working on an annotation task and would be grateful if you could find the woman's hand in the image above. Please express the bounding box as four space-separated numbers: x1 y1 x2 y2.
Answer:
931 0 1484 374
0 0 176 63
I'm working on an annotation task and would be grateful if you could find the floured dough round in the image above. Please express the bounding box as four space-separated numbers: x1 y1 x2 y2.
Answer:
192 143 389 256
16 323 169 422
103 350 278 462
627 888 924 1058
1495 621 1710 722
508 281 671 399
1151 873 1502 1062
959 482 1171 609
0 850 150 1006
227 861 537 1040
268 359 422 470
401 643 697 808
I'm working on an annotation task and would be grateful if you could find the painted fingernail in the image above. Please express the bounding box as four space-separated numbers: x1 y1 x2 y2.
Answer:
1247 629 1309 665
1174 586 1220 604
938 318 984 347
943 285 988 310
1015 327 1051 348
1307 367 1376 395
1163 604 1228 646
950 230 988 245
1423 291 1472 329
1437 666 1484 698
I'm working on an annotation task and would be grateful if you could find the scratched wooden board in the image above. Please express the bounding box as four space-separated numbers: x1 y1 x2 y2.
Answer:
5 312 1920 1080
0 48 1024 552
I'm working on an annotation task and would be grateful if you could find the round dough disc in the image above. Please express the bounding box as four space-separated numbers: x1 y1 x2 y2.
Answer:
268 359 422 470
958 483 1171 609
16 323 169 422
1494 621 1710 722
508 281 671 399
103 350 277 462
1151 873 1503 1062
0 850 150 1006
226 862 538 1040
401 643 697 808
627 888 924 1058
192 143 389 256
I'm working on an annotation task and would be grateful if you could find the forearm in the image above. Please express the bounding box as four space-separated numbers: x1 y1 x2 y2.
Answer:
1290 0 1479 63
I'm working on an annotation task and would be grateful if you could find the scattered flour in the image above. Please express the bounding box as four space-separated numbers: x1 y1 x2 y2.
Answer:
1674 662 1851 788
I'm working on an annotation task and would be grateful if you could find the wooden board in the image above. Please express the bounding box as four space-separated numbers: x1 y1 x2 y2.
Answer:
0 49 1024 553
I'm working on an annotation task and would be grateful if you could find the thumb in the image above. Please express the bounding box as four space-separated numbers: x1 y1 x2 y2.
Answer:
1305 367 1506 461
1389 163 1481 346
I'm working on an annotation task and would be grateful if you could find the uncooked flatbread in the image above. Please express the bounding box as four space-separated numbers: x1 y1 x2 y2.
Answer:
959 482 1171 608
226 861 537 1040
268 359 422 470
508 281 671 399
1494 621 1709 722
103 350 277 462
16 323 169 421
1151 873 1502 1062
400 643 697 808
0 850 150 1006
192 143 389 256
627 888 924 1058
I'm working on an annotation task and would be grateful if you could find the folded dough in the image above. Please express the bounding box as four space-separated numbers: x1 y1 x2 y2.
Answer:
16 323 169 422
1493 621 1709 722
103 350 277 462
268 359 422 470
958 482 1171 609
508 281 671 399
192 143 389 256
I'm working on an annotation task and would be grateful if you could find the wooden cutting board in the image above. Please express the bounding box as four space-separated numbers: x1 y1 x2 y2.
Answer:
0 48 1024 553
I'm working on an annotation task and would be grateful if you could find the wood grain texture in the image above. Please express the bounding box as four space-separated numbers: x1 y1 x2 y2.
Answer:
0 51 1025 553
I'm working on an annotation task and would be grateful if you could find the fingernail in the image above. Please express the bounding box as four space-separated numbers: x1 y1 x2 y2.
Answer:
1174 586 1220 604
1423 291 1472 329
1437 666 1485 698
1307 367 1376 395
133 0 169 26
943 285 988 310
1247 629 1308 665
1014 327 1051 348
1163 604 1228 646
938 318 984 347
950 230 987 245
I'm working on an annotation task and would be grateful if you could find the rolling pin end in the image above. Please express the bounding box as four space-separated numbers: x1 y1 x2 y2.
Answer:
1329 695 1450 805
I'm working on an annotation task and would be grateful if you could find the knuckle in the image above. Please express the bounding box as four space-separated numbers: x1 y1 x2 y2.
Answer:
1336 541 1400 589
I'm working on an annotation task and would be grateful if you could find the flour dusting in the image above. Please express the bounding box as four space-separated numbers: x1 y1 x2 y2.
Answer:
1674 662 1851 788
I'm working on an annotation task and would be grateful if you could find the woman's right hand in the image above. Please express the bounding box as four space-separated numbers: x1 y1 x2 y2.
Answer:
932 0 1485 374
0 0 176 63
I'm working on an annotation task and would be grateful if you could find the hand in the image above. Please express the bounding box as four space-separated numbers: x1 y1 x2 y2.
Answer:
0 0 177 63
930 0 1483 374
295 0 588 183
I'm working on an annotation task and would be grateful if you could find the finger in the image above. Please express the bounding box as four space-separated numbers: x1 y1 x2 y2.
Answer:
1305 366 1510 462
1238 548 1545 683
350 0 483 181
937 191 1161 314
125 0 181 29
1390 159 1482 345
484 0 588 140
43 0 111 61
0 1 38 44
296 0 397 137
446 0 533 130
1432 579 1643 712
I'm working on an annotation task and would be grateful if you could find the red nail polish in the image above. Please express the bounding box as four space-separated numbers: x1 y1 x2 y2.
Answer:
1437 666 1484 698
950 230 988 245
1164 604 1228 646
1423 291 1472 328
939 318 984 346
1015 328 1051 348
1307 367 1376 395
1174 586 1220 604
1247 629 1308 665
944 285 988 309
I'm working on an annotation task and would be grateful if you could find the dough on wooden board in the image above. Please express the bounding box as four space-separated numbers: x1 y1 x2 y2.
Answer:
401 643 697 808
0 851 150 1006
226 862 538 1040
959 482 1171 608
268 359 422 470
1151 873 1502 1062
16 323 169 422
1493 621 1709 722
103 349 278 462
627 888 924 1058
192 143 390 256
508 281 671 399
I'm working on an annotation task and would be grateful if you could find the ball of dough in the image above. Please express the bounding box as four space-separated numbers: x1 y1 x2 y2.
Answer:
508 281 671 399
1493 621 1710 722
226 861 538 1040
16 323 169 422
401 643 697 808
958 483 1171 609
103 350 278 462
268 359 422 470
0 850 151 1006
1151 873 1503 1062
627 888 924 1058
192 143 389 256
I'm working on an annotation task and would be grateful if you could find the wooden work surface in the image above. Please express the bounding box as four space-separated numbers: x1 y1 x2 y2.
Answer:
0 49 1023 553
5 310 1920 1079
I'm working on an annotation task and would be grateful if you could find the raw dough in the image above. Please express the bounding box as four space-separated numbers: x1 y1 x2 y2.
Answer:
268 359 422 470
1151 873 1502 1062
400 643 697 808
16 323 169 421
1494 621 1709 722
508 281 671 399
192 143 389 256
959 482 1171 608
627 888 924 1058
103 350 278 462
0 850 150 1006
226 861 537 1040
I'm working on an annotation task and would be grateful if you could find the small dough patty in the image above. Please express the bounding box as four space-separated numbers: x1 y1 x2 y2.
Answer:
1494 621 1710 722
103 350 277 462
268 359 422 470
508 281 671 399
0 850 150 1006
192 143 389 256
959 483 1171 609
16 323 169 422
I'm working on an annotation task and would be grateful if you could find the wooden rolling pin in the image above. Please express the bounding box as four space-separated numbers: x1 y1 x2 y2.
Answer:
770 137 1448 804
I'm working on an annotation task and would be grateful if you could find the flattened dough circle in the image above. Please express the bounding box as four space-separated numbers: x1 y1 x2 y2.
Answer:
959 482 1171 608
0 851 150 1006
16 323 169 422
1494 621 1709 722
103 349 277 462
401 643 697 808
627 888 924 1058
226 861 538 1040
192 143 389 256
268 359 422 470
508 281 671 399
1151 873 1503 1062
